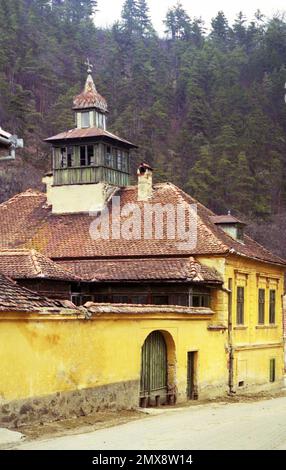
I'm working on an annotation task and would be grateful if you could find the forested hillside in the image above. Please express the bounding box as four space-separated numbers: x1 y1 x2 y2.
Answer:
1 1 286 255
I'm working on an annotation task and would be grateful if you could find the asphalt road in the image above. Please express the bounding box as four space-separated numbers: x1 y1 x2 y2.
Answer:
16 396 286 450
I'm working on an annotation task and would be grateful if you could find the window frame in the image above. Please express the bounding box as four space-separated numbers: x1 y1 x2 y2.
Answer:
81 111 90 128
269 289 276 324
258 288 265 324
236 286 244 325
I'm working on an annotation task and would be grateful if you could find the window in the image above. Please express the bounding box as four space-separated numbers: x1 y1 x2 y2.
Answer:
80 145 94 166
117 150 122 170
112 295 129 304
258 288 265 324
169 294 188 306
237 226 244 241
60 147 67 168
87 145 94 166
80 146 86 166
152 295 169 305
105 146 112 167
269 290 276 324
191 293 210 308
81 112 90 128
270 358 276 383
67 146 73 167
236 286 244 324
130 295 148 304
122 151 128 172
71 295 93 306
99 114 103 128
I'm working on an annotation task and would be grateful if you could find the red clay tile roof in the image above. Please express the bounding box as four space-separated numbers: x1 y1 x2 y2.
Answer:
45 127 137 148
73 73 108 112
0 184 285 267
0 249 80 281
59 257 223 283
0 274 76 313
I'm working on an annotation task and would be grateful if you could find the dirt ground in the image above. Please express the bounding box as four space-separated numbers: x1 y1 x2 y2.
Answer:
15 389 286 443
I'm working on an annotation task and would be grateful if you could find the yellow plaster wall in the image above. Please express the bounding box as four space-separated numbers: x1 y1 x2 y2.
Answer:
227 256 284 390
198 254 285 390
0 315 227 404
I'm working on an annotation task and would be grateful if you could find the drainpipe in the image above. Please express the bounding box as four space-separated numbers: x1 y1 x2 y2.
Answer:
227 279 235 394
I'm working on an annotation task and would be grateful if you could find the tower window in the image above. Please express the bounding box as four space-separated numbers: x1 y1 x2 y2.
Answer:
80 146 86 166
67 146 73 167
81 112 90 128
105 146 112 167
87 145 94 165
122 151 128 172
60 147 67 168
80 145 94 166
117 150 122 170
98 113 104 129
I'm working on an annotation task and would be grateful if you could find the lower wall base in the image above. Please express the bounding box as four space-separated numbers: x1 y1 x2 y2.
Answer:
0 380 140 429
233 379 284 396
1 378 284 428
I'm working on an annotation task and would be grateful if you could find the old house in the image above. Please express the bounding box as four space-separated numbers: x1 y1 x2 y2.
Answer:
0 67 285 424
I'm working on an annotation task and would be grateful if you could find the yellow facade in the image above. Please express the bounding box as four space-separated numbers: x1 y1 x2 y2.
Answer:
0 311 227 404
198 254 285 392
0 252 284 427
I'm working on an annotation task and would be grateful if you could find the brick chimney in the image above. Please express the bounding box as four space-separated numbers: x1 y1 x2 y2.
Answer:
137 163 153 201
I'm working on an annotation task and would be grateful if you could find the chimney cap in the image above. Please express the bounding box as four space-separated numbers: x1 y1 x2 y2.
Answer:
137 162 153 174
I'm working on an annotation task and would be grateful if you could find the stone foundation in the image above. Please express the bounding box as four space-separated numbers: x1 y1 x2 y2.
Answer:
0 380 140 429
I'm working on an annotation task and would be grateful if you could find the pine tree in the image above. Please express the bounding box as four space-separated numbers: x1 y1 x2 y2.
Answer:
136 0 154 37
211 11 230 47
164 2 192 40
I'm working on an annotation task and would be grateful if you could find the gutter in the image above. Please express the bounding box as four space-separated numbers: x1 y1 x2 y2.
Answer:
227 278 235 394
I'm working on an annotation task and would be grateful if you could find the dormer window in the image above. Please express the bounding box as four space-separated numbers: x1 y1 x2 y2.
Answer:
94 111 106 130
81 111 90 128
210 213 246 242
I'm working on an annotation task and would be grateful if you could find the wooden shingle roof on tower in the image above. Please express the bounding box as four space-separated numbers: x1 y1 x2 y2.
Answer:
44 127 137 148
73 72 108 112
0 184 284 268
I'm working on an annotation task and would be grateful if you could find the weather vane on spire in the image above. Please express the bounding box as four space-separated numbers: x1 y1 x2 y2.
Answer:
85 58 94 75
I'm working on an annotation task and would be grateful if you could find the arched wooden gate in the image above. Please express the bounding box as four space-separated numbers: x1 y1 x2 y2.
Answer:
140 331 167 406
